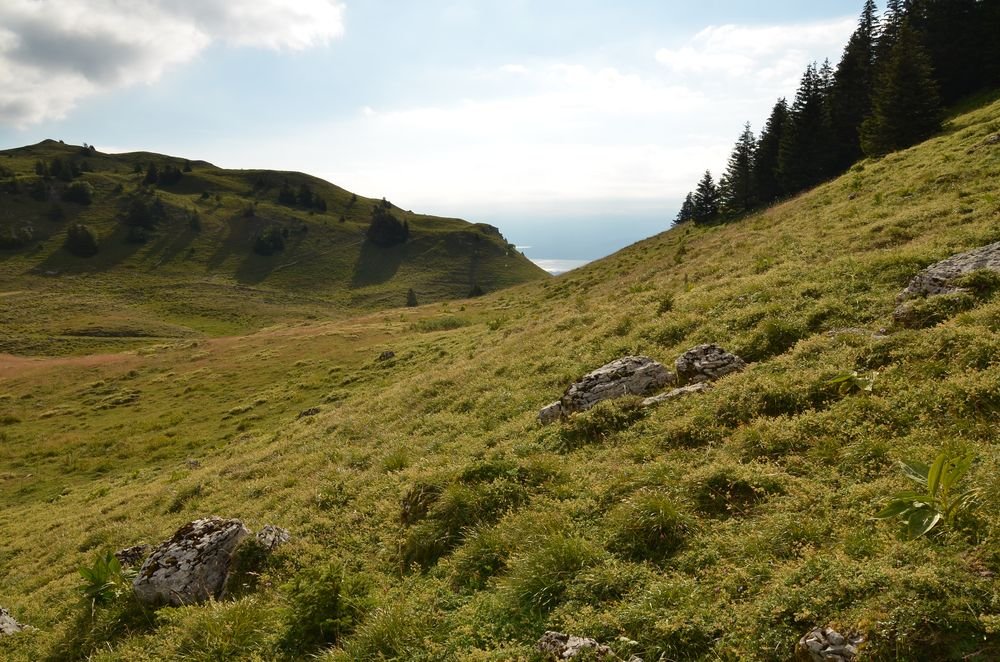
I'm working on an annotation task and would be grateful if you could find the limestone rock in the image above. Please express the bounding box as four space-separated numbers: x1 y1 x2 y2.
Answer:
796 627 864 662
133 517 249 606
255 524 291 551
538 400 564 425
551 355 674 422
378 350 396 361
641 382 712 407
114 544 150 568
297 407 321 419
536 630 614 659
675 344 746 384
897 241 1000 302
0 607 30 636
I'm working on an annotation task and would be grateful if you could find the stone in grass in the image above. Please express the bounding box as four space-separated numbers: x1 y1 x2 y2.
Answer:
896 241 1000 302
1 606 32 636
538 356 674 425
675 344 746 384
255 524 291 551
795 626 864 662
536 631 614 659
641 382 713 407
133 517 249 606
114 543 150 568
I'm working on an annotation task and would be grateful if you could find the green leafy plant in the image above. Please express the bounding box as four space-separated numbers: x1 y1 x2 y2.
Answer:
824 370 876 396
78 551 135 614
875 450 979 538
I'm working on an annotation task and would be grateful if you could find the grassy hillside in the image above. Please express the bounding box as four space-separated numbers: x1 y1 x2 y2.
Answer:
1 97 1000 661
0 140 547 355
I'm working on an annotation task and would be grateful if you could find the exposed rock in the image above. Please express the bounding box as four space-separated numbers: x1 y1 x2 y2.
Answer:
675 344 746 384
378 350 396 361
538 400 564 424
897 241 1000 302
114 544 150 568
297 407 321 419
255 524 291 551
796 627 864 662
641 382 713 407
0 607 31 636
133 517 249 606
538 356 673 424
536 630 614 659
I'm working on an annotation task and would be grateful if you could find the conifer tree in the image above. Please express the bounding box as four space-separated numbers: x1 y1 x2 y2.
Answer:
829 0 879 170
778 63 834 193
906 0 979 104
861 22 941 156
692 171 720 224
720 122 757 216
675 192 695 224
752 98 788 205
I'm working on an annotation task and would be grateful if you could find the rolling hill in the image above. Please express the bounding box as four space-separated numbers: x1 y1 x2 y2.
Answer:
0 140 547 355
1 94 999 661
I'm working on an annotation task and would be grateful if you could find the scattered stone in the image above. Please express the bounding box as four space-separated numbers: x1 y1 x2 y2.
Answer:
968 133 1000 153
378 350 396 361
538 356 673 424
536 631 614 659
297 407 321 419
185 458 202 469
0 607 31 636
641 382 713 407
796 627 864 662
896 241 1000 302
255 524 291 551
675 344 746 384
133 517 249 606
114 544 150 568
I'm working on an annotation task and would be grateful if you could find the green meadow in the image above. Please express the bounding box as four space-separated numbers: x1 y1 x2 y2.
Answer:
1 96 1000 660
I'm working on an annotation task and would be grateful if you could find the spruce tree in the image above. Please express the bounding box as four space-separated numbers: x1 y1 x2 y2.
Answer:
692 171 720 224
829 0 879 170
861 22 941 156
720 122 757 216
906 0 979 104
675 192 695 224
778 63 834 194
752 98 788 205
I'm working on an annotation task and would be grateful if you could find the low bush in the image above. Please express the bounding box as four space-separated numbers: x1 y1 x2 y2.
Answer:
281 561 373 654
65 223 99 256
605 491 693 562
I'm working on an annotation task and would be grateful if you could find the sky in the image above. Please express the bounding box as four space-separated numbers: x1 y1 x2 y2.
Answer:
0 0 864 270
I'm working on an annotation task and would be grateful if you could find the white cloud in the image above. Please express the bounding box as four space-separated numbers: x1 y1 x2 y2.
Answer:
0 0 345 127
656 17 855 89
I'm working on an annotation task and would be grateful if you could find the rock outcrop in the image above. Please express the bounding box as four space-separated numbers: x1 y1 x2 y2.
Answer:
114 544 150 568
536 631 614 659
641 382 713 407
0 607 30 636
897 241 1000 302
255 524 291 551
538 356 674 424
675 344 746 384
133 517 249 606
796 627 864 662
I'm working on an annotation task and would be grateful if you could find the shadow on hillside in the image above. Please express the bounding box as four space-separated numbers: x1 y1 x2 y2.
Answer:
233 232 308 285
205 214 251 272
31 222 146 275
146 226 198 269
350 240 404 288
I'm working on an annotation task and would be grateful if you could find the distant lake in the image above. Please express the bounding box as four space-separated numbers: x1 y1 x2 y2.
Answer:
491 209 671 276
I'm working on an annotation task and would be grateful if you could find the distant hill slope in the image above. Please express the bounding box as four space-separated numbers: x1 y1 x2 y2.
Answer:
1 97 1000 661
0 140 547 354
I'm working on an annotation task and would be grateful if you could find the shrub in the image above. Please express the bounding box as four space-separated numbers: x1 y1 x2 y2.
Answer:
406 288 418 307
281 561 372 654
254 226 285 256
62 181 94 204
65 223 99 256
367 199 409 246
504 534 603 614
606 492 692 562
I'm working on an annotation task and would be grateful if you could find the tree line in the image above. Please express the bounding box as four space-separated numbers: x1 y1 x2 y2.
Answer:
677 0 1000 225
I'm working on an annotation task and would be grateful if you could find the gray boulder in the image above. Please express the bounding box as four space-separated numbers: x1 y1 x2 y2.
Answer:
675 344 746 384
0 607 30 636
114 544 150 568
538 356 674 424
536 631 614 659
642 382 713 407
796 627 864 662
255 524 291 551
897 241 1000 302
133 517 249 606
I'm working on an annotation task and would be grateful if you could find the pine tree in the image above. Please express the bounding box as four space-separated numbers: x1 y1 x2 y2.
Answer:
982 0 1000 89
906 0 979 104
675 192 695 224
720 122 757 216
752 98 788 205
692 171 720 224
778 63 834 193
861 22 941 156
829 0 879 170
